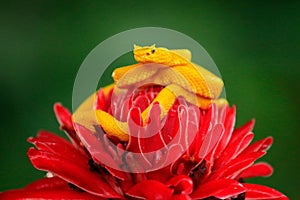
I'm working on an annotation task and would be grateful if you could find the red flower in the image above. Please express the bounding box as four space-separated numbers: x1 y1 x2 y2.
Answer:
0 84 288 200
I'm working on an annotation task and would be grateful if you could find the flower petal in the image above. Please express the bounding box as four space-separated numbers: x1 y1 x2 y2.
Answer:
199 123 224 159
54 103 74 131
178 104 199 156
243 183 288 200
190 103 214 160
165 175 193 195
242 136 273 155
237 162 273 179
141 102 165 152
25 177 69 191
28 131 88 166
74 123 122 170
191 179 246 199
126 180 173 200
233 119 255 138
105 166 128 181
127 106 143 152
214 131 254 170
54 103 82 148
95 88 109 111
27 147 122 198
161 100 180 144
213 105 236 158
208 152 265 181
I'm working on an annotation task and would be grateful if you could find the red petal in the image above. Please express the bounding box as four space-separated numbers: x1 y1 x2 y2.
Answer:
73 123 122 170
214 106 236 159
118 97 131 121
195 104 213 149
232 119 255 138
237 162 273 179
214 131 254 170
53 103 82 147
161 100 180 144
199 124 224 159
0 189 106 200
142 102 165 152
132 93 151 112
165 175 193 195
216 104 228 124
126 180 173 200
54 103 74 131
127 107 143 153
191 179 245 199
28 131 88 166
95 89 107 111
208 152 265 181
25 177 69 191
105 166 128 181
31 131 72 148
27 148 121 198
242 136 273 155
153 144 184 172
178 104 199 156
243 183 288 199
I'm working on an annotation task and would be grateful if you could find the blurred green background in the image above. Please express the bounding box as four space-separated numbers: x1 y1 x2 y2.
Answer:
1 1 299 198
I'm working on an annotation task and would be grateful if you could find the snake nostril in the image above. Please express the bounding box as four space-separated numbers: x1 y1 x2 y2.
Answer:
146 53 150 56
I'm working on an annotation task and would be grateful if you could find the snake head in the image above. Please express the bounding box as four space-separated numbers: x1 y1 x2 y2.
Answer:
133 44 172 65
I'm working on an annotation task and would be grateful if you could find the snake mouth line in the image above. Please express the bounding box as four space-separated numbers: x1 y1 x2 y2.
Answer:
133 54 156 61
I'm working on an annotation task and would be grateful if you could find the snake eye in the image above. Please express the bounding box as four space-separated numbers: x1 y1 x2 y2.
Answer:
151 48 155 54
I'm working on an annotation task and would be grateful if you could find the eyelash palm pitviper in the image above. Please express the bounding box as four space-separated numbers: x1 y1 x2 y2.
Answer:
78 45 228 142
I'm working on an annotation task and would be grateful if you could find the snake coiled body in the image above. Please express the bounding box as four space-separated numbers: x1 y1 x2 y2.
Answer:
95 45 227 141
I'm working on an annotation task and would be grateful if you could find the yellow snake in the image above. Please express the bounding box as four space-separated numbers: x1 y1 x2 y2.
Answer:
77 45 227 142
